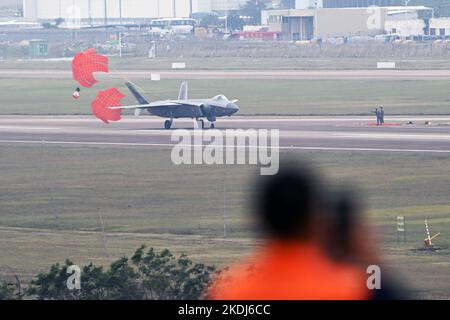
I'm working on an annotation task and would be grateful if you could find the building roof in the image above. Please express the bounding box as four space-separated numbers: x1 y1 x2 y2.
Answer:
262 9 314 17
382 6 431 11
263 6 433 19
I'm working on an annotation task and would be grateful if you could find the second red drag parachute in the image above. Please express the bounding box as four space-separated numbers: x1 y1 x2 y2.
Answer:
71 49 125 123
72 48 109 88
91 88 125 124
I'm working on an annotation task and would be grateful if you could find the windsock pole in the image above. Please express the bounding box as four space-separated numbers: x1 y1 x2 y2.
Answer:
424 219 441 248
424 219 433 247
425 220 431 242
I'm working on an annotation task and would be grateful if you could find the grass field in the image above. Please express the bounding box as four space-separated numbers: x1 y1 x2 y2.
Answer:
1 78 450 115
0 145 449 298
1 56 449 299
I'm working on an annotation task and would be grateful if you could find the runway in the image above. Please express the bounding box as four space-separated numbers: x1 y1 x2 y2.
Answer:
1 115 450 153
4 69 450 80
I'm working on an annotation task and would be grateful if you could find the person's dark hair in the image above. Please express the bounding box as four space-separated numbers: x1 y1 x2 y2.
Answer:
326 188 361 254
253 162 319 239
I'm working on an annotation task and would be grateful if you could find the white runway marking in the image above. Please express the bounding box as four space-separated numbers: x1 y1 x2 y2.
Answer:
1 139 449 154
0 126 61 130
331 132 450 141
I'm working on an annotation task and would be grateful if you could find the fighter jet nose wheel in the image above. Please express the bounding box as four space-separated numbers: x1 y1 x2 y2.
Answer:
197 119 205 129
164 120 172 129
210 122 215 129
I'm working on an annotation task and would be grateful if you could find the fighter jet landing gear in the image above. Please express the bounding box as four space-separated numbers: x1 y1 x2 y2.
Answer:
210 122 216 129
196 119 205 130
164 119 173 130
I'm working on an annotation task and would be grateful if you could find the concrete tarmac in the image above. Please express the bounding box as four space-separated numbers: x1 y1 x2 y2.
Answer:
1 115 450 153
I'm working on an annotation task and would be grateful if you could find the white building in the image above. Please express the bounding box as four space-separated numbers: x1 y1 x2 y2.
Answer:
23 0 195 22
262 6 433 40
384 6 431 37
22 0 259 23
429 17 450 37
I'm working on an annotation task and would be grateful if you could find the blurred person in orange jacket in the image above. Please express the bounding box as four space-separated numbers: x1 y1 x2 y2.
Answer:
323 187 408 300
208 161 370 300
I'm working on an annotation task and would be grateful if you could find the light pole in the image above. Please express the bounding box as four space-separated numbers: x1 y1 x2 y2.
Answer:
119 0 122 25
225 0 228 33
119 32 128 58
88 0 92 26
104 0 107 26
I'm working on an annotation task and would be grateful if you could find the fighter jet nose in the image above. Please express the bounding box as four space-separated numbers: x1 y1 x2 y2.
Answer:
227 103 239 115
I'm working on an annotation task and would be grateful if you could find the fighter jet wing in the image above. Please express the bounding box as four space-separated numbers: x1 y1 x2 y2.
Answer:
110 101 204 118
109 100 203 110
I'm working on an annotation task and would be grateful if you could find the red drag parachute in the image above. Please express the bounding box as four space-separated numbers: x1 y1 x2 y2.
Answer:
91 88 125 124
72 48 109 88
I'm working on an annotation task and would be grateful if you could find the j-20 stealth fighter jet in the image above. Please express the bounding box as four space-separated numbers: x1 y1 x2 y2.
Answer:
113 81 240 129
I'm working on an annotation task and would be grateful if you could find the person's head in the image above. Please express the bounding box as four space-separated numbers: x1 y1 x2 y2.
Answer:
325 188 361 252
252 161 320 241
380 107 383 110
322 186 378 265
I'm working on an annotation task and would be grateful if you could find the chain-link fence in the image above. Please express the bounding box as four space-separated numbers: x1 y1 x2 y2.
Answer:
2 28 450 60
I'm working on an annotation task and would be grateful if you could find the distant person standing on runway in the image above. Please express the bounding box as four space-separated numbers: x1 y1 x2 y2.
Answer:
380 107 385 125
371 108 381 126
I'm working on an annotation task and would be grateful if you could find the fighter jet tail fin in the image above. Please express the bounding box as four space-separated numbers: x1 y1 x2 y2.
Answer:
125 82 149 105
178 81 188 100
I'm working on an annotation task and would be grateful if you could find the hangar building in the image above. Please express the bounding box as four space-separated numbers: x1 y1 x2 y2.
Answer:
263 7 387 40
262 6 434 40
22 0 251 23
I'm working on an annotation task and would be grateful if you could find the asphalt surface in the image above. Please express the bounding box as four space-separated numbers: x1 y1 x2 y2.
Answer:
4 69 450 80
1 115 450 153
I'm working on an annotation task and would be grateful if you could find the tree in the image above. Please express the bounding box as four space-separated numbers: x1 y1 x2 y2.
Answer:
25 246 216 300
199 14 222 28
227 13 245 31
78 263 111 300
105 257 143 300
0 282 16 300
27 259 80 300
131 246 215 300
239 0 272 25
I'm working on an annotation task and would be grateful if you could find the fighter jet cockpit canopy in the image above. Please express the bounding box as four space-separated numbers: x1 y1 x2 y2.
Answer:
212 94 229 101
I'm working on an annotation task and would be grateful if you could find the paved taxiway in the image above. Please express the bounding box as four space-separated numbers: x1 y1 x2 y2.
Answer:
1 116 450 153
4 69 450 80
